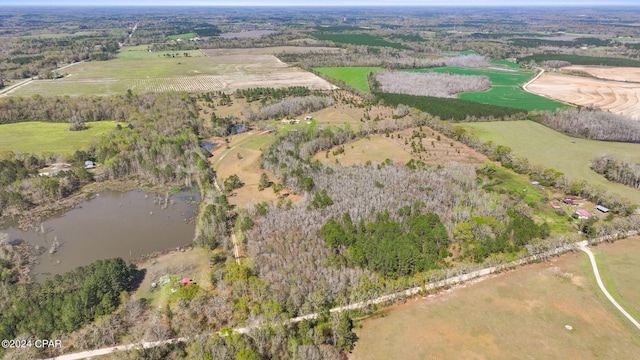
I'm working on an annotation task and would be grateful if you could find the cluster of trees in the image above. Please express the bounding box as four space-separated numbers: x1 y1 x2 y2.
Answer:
234 86 312 103
322 211 450 278
0 258 136 357
278 49 488 69
534 108 640 143
0 95 131 125
591 154 640 189
518 54 640 68
374 71 490 98
244 95 334 122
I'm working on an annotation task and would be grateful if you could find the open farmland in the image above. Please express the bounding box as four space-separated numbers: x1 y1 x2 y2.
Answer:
0 121 120 155
462 120 640 204
594 238 640 320
10 47 336 97
351 240 640 360
528 70 640 118
411 67 565 111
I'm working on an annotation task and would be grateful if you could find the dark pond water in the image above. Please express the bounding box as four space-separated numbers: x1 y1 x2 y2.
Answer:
3 190 199 281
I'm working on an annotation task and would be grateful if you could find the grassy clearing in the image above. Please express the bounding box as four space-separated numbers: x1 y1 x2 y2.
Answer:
410 66 565 111
133 247 212 309
485 166 577 234
351 250 640 359
310 33 409 49
462 120 640 204
0 121 119 154
116 49 202 61
313 67 383 92
168 32 196 40
591 238 640 322
314 126 487 167
490 59 521 69
210 131 301 208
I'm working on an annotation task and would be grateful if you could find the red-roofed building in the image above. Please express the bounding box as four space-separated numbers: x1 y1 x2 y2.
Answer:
575 209 590 219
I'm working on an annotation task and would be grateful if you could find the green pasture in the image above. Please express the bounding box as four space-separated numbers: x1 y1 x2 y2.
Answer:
168 32 196 40
313 67 383 92
462 120 640 204
410 67 566 111
0 121 119 155
490 59 521 69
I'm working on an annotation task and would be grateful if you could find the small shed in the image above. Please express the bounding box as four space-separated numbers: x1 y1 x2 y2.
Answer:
575 209 590 219
546 201 561 209
596 205 610 213
84 160 96 169
181 278 195 286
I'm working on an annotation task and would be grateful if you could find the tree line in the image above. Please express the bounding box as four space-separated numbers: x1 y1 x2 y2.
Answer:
591 153 640 189
534 108 640 143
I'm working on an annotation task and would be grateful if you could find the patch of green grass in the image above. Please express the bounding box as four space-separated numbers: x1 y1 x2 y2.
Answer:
0 121 120 155
168 32 196 40
409 67 566 111
484 165 574 234
313 67 383 92
462 120 640 204
490 59 521 69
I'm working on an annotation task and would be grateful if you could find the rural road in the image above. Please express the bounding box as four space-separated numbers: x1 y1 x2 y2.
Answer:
522 66 544 92
42 232 640 360
578 243 640 331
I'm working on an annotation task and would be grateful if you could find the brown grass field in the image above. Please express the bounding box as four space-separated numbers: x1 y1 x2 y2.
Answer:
351 238 640 360
527 70 640 119
563 65 640 83
315 127 488 166
209 131 302 208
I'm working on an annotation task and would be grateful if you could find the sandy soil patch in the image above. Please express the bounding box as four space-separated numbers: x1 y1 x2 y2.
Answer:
527 72 640 118
563 65 640 82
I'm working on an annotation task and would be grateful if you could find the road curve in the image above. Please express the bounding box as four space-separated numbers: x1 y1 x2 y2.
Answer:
578 243 640 331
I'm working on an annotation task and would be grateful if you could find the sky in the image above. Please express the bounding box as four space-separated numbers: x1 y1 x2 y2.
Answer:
2 0 639 6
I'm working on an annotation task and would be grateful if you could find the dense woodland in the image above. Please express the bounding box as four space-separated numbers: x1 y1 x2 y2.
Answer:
592 154 640 189
535 108 640 143
374 71 491 98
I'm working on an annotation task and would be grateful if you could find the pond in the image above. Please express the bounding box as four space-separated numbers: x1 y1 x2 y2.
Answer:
3 189 199 281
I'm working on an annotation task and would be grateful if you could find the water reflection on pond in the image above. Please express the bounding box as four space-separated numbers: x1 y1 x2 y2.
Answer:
3 190 199 281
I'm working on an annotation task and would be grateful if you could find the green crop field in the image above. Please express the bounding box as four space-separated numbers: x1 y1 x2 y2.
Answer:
351 242 640 359
0 121 120 154
462 120 640 204
313 67 383 92
409 66 566 111
168 32 196 40
490 59 521 69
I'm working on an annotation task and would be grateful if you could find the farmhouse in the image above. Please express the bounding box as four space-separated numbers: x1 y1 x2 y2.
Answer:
596 205 610 213
562 198 575 205
575 209 590 219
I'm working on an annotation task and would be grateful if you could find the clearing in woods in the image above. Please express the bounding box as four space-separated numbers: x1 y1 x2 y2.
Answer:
314 127 487 167
350 238 640 360
0 121 121 155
